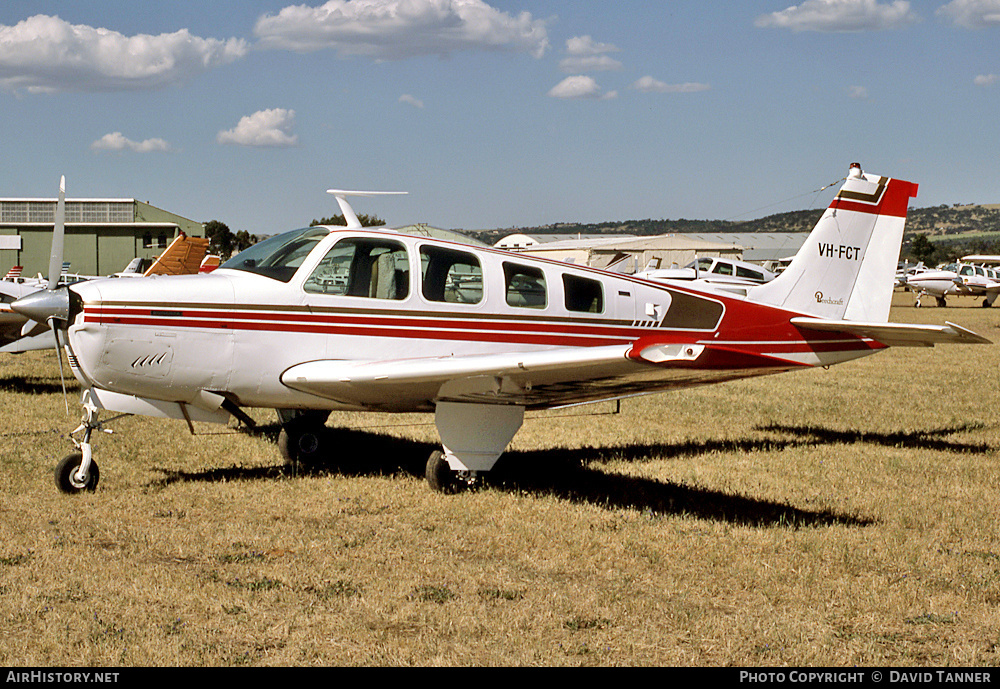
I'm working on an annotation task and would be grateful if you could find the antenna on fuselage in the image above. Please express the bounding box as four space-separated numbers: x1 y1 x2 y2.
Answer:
325 189 408 229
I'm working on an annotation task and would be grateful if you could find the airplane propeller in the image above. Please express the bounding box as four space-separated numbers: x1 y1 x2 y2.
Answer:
11 176 72 411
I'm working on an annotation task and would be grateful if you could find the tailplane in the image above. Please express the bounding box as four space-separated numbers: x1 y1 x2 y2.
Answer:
749 163 919 322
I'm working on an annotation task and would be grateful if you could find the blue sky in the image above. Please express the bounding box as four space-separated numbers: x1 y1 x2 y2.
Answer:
1 0 999 236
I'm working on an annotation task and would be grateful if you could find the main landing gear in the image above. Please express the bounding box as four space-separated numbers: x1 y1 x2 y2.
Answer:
276 410 331 466
914 293 947 308
278 409 330 466
423 402 525 494
425 450 476 494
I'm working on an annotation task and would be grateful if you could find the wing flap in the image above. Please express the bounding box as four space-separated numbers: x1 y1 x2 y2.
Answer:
790 317 991 347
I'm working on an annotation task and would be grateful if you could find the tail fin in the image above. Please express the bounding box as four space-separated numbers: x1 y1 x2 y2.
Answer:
749 164 918 322
144 233 211 276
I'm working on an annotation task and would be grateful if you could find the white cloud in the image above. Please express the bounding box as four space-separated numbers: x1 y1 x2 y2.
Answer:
560 55 623 72
974 73 999 85
254 0 550 59
399 94 424 108
91 132 171 153
937 0 1000 28
631 76 710 93
217 109 298 147
754 0 918 32
847 85 869 98
559 35 622 72
565 35 618 56
0 14 247 93
548 75 616 100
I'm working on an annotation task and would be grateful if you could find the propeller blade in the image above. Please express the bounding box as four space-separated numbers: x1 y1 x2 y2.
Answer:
47 176 66 291
19 318 49 338
50 318 69 414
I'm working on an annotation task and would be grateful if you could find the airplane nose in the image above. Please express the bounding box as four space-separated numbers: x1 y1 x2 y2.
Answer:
11 287 71 324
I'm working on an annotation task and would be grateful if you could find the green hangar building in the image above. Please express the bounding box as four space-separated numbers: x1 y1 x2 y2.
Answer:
0 196 205 279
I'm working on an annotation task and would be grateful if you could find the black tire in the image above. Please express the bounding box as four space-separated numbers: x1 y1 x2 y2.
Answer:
936 296 947 308
425 450 463 494
54 452 99 494
277 422 324 466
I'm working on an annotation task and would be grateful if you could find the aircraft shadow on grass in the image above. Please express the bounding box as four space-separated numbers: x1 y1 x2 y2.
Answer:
757 422 993 455
0 375 79 396
143 419 1000 528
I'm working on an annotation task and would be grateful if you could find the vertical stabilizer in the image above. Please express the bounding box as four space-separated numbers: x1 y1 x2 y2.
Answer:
749 164 918 322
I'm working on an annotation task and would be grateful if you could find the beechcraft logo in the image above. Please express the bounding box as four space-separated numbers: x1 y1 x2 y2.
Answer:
815 291 844 305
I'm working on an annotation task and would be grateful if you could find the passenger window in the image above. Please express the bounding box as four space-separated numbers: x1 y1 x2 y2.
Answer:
736 265 763 281
713 262 733 276
504 263 546 309
563 274 603 313
420 245 483 304
304 238 409 300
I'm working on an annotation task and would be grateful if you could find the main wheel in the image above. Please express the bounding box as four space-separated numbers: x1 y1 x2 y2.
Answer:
277 423 324 466
936 296 947 308
54 453 100 494
425 450 465 494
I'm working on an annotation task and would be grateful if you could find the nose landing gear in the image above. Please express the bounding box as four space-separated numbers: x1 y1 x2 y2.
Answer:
56 397 113 494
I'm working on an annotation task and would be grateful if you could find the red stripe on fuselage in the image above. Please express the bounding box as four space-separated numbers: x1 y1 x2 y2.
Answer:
81 303 877 360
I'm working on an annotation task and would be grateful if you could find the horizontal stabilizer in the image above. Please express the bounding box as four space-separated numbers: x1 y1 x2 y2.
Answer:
790 317 991 347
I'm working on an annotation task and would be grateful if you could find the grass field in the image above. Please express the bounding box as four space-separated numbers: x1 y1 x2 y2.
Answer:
1 292 999 666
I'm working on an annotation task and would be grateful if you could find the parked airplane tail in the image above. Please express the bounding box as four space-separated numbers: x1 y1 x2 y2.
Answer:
144 232 211 276
749 164 918 322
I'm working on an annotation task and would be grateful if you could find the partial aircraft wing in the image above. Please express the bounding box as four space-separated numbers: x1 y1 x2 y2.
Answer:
280 341 719 410
790 317 992 347
282 345 636 408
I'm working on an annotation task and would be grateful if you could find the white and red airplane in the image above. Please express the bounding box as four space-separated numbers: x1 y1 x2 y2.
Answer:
13 165 991 494
904 261 1000 308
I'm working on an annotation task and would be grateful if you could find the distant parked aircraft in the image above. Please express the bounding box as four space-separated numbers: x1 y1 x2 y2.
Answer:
635 256 777 296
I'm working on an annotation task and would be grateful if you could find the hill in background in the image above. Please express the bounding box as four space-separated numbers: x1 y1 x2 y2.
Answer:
472 204 1000 263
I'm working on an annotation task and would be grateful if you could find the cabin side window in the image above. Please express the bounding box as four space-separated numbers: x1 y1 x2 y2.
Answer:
304 238 410 300
712 262 734 276
504 262 547 309
420 245 483 304
736 265 764 281
563 274 604 313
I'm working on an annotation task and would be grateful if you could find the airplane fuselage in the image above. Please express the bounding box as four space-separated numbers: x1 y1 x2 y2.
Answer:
64 228 880 415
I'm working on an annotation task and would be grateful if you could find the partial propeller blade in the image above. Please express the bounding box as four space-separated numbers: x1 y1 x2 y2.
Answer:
19 318 48 338
47 176 66 291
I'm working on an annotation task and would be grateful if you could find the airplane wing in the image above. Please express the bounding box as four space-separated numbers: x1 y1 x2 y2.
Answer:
281 345 653 409
790 317 992 347
0 329 58 353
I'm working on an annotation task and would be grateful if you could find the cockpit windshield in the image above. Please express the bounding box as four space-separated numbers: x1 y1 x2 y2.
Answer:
685 258 716 272
220 227 329 282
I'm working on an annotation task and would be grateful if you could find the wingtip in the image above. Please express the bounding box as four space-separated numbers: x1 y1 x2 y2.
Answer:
944 321 993 345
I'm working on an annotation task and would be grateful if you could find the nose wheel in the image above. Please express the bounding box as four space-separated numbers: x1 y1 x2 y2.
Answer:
55 392 113 494
55 452 100 493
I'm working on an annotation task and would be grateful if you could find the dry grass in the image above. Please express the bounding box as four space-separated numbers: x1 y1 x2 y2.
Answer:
1 292 999 666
